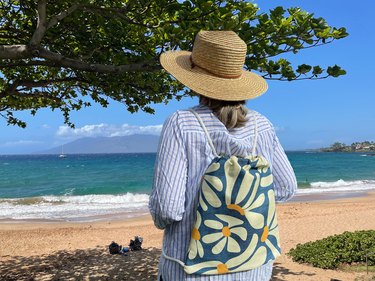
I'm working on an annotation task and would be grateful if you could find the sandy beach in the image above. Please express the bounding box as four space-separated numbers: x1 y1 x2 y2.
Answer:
1 192 375 281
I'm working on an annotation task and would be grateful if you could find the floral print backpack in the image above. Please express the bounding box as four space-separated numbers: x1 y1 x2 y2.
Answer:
163 109 281 275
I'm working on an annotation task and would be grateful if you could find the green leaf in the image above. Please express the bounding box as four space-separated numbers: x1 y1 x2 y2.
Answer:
327 65 347 77
296 64 312 74
312 66 323 76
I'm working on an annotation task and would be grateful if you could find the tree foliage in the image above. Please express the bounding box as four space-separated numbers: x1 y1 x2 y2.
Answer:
321 141 375 152
0 0 348 127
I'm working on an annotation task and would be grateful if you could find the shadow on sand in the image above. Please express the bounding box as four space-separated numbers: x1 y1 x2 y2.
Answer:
1 248 322 281
0 246 161 281
271 262 316 281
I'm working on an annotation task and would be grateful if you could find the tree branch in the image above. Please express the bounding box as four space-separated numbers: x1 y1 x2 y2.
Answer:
0 46 161 73
80 47 100 60
47 3 80 29
13 77 89 89
0 77 86 99
165 8 219 24
0 44 29 59
0 60 58 69
263 74 329 81
4 90 62 99
0 106 10 112
29 0 48 47
81 5 152 28
78 4 219 28
81 5 131 15
248 38 335 61
38 48 161 73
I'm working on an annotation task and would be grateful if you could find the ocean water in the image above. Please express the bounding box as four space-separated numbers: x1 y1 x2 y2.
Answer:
1 152 375 221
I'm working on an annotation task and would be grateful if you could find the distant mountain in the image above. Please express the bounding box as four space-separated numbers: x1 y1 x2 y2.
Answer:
39 134 160 154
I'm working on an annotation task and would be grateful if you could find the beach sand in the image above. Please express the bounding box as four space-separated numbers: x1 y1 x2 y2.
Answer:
1 192 375 281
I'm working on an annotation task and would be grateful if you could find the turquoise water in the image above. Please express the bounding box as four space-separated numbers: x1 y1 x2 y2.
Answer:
288 151 375 185
0 152 374 221
0 153 155 198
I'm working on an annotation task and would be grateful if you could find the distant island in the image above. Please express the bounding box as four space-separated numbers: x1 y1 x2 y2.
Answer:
37 134 160 154
320 141 375 152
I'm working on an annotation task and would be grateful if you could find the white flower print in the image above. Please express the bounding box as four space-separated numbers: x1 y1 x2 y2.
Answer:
199 162 223 211
224 156 266 229
188 212 204 259
259 189 281 258
202 214 247 254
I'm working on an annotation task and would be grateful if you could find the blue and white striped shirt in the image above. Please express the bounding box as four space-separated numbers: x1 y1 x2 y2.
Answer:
149 104 297 281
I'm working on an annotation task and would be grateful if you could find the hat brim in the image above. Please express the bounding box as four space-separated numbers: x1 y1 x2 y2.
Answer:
160 51 268 101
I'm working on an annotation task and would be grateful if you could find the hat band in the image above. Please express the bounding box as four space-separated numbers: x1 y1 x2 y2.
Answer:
190 56 242 79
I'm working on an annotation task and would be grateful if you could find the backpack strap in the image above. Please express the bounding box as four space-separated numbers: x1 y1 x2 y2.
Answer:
252 112 258 155
162 249 185 267
190 109 219 157
190 109 258 156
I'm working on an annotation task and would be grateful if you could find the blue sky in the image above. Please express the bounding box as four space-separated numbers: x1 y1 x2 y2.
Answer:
1 0 374 154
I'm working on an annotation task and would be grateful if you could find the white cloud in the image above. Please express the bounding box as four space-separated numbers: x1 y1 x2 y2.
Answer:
1 140 44 147
56 123 163 139
41 124 51 129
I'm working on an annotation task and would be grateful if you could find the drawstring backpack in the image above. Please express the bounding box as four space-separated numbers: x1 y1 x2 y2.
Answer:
163 109 281 275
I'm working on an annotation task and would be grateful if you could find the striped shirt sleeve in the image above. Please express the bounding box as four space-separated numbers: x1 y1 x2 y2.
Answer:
148 112 188 229
272 134 297 202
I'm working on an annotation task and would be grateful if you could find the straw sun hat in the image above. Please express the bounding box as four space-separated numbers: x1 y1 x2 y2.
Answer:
160 30 268 101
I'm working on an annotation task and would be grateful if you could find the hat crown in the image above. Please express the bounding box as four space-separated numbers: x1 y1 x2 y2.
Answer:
159 30 268 101
191 31 247 78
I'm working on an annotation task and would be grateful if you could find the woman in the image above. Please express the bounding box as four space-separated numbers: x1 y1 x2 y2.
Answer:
149 31 297 281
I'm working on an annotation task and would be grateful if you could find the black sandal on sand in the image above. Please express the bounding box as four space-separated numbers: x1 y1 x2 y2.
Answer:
108 241 122 255
129 236 143 251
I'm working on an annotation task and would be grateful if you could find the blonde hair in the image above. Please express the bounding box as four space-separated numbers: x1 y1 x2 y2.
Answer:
201 97 248 129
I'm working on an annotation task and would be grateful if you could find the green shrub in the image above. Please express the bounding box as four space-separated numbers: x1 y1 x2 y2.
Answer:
288 230 375 269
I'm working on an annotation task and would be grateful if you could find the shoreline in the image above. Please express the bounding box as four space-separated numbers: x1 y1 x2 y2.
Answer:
0 190 373 224
290 189 369 202
0 190 373 225
1 191 375 280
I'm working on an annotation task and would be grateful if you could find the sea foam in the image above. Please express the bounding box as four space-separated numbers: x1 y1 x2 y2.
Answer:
2 181 375 221
298 179 375 194
0 193 150 221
